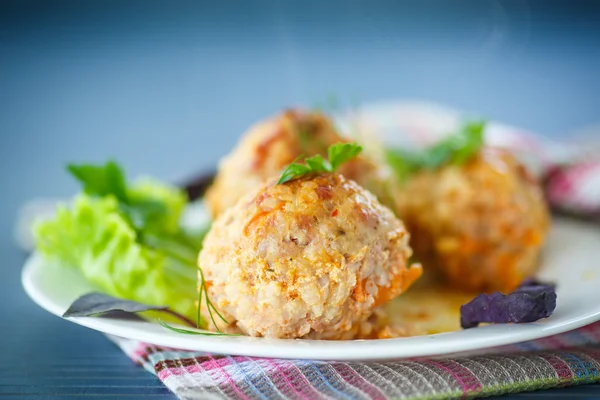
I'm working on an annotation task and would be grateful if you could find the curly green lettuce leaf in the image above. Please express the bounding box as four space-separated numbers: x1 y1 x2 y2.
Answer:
35 181 200 319
127 177 187 234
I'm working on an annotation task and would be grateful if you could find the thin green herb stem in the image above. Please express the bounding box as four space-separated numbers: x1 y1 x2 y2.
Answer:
208 299 229 324
197 267 229 333
204 284 221 332
196 273 204 329
199 267 220 332
161 309 196 328
158 319 237 336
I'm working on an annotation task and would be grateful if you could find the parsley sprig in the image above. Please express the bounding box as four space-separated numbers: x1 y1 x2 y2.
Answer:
386 120 486 182
67 161 232 336
277 142 363 184
68 161 171 233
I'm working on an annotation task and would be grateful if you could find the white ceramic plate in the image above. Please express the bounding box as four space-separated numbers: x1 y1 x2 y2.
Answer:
22 210 600 361
20 101 600 360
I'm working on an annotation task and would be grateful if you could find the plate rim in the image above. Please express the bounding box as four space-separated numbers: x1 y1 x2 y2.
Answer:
20 100 598 360
22 249 600 361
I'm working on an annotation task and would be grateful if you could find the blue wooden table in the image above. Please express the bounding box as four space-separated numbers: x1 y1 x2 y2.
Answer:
2 1 599 398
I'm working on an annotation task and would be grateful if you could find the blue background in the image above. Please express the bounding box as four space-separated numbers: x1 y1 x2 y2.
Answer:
1 1 599 397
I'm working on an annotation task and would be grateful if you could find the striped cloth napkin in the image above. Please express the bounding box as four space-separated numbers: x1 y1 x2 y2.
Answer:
17 102 600 399
102 103 600 400
109 324 600 400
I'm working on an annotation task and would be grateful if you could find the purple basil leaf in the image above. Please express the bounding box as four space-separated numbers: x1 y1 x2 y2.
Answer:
460 280 557 329
63 292 196 327
518 277 556 289
63 292 168 317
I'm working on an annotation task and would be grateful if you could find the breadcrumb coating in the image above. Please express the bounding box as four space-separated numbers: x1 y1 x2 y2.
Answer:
395 148 550 292
205 109 395 217
199 174 421 339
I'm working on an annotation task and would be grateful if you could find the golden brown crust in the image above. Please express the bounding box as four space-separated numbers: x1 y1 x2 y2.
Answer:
395 148 550 292
205 109 395 217
199 173 421 339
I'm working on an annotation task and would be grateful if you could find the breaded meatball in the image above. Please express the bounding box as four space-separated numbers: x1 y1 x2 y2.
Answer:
205 109 395 217
395 148 549 292
198 173 422 339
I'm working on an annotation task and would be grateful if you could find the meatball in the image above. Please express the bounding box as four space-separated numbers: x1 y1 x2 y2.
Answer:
198 173 422 339
395 148 550 292
205 109 395 217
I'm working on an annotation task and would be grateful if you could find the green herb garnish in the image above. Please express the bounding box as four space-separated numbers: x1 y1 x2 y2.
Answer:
158 319 239 336
386 120 486 182
197 266 229 331
36 160 233 336
68 161 129 202
277 142 363 184
67 161 192 246
328 142 363 171
68 161 230 334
